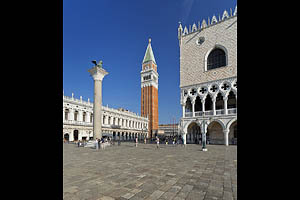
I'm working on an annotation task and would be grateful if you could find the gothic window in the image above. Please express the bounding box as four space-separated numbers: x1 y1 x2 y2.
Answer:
216 93 224 110
205 95 213 111
207 48 226 70
90 114 93 123
185 98 192 112
195 96 202 112
227 91 237 109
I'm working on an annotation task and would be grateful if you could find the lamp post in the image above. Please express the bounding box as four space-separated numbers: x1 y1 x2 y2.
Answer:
202 117 210 151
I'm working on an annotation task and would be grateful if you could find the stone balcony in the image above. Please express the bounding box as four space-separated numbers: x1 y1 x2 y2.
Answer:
184 108 237 118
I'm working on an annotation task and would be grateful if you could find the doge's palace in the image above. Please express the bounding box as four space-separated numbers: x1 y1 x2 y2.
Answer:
63 92 148 142
178 6 237 146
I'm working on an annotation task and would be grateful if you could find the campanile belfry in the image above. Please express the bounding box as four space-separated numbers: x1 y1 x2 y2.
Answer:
141 38 159 139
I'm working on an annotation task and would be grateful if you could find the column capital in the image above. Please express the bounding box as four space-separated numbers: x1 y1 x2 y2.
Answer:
223 129 230 134
88 66 109 81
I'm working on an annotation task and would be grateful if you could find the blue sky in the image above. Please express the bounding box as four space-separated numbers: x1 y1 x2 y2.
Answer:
63 0 236 124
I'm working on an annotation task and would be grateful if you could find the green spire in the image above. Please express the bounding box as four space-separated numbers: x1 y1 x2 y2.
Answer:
142 38 156 64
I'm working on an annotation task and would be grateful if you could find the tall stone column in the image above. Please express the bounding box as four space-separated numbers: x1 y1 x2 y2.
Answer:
88 62 108 140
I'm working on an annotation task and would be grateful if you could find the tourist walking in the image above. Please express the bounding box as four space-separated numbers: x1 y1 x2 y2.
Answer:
144 138 146 144
156 137 160 149
135 137 138 147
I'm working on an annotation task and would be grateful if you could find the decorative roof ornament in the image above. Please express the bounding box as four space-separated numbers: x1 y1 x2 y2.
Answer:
178 22 183 39
230 8 232 16
222 10 229 20
201 19 207 29
208 17 210 25
211 15 218 24
183 26 188 35
192 23 197 32
234 5 237 16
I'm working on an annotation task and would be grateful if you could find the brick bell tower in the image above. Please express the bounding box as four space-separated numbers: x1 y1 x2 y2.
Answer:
141 38 159 139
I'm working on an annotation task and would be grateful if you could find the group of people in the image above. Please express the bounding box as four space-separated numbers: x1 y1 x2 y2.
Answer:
95 137 112 150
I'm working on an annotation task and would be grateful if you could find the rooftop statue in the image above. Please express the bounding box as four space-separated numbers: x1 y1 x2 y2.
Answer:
91 60 103 68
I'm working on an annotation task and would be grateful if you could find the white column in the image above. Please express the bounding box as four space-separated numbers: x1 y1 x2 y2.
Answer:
182 104 186 118
192 101 195 117
201 99 206 115
63 109 65 121
88 65 109 140
224 96 228 115
212 98 216 116
224 129 229 146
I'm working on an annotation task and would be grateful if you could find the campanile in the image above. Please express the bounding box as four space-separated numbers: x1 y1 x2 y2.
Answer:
141 38 159 139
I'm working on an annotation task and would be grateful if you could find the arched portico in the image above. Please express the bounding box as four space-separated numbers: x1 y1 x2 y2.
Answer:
207 121 224 145
228 120 237 145
187 122 201 144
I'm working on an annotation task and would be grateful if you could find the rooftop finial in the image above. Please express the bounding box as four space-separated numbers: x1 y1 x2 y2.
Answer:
149 38 151 43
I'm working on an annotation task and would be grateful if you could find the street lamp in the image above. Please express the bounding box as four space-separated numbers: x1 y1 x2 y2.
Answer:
202 117 211 151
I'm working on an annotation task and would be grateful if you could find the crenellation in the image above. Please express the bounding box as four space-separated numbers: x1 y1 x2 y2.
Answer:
179 5 237 38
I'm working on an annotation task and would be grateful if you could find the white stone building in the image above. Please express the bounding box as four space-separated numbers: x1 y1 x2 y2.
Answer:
63 92 149 142
178 6 237 146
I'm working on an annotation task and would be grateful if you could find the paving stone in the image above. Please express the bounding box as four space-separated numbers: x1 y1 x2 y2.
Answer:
63 143 237 200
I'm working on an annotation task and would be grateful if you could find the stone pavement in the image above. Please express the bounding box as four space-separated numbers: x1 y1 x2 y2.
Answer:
63 142 237 200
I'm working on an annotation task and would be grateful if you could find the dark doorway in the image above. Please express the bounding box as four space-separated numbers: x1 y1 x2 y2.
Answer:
74 130 79 141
